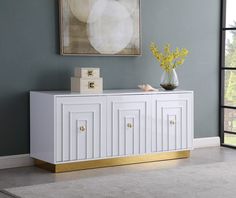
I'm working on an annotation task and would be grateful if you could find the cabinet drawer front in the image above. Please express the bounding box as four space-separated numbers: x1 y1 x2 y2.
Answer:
56 97 106 162
152 94 193 152
107 95 152 157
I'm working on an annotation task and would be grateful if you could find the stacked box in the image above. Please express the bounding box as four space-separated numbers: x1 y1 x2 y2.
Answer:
71 68 103 93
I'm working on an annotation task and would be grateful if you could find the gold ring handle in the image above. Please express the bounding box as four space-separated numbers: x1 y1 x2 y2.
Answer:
80 126 86 132
127 123 133 128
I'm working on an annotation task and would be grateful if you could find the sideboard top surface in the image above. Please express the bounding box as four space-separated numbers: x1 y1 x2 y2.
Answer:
30 89 193 97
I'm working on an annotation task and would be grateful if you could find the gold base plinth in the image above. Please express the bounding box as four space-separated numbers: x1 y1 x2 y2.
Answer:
35 150 190 173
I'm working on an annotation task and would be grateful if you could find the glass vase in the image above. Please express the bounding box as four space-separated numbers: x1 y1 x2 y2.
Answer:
160 69 179 90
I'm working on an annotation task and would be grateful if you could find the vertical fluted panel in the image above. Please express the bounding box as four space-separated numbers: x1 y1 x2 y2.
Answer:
56 97 106 163
107 95 152 157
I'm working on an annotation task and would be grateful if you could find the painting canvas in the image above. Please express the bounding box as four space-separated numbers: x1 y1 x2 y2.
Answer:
59 0 141 56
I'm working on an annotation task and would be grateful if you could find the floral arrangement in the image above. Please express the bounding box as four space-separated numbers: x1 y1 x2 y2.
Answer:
150 43 189 72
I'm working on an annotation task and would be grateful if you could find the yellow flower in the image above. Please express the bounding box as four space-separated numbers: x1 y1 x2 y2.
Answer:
150 43 189 72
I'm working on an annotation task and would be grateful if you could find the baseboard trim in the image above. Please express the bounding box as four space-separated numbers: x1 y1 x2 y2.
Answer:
193 137 220 148
0 154 34 170
0 137 221 170
35 151 190 173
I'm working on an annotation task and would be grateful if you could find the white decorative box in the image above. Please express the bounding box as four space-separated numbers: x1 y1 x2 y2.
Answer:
74 68 100 78
71 77 103 93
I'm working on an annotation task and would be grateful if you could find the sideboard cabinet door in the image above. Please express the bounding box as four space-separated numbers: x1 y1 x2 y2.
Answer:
107 95 152 157
152 94 193 152
56 97 106 162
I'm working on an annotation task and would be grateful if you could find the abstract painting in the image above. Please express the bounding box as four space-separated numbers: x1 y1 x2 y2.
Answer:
59 0 141 56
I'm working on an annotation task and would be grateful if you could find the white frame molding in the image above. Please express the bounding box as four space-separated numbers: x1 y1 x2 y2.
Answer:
193 137 220 148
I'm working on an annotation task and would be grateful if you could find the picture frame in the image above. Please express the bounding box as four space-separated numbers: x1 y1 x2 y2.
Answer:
59 0 141 56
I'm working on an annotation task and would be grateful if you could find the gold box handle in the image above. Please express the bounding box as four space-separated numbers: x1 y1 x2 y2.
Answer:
88 82 95 89
87 70 94 76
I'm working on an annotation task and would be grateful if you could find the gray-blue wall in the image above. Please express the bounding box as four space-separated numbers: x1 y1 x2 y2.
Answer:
0 0 220 156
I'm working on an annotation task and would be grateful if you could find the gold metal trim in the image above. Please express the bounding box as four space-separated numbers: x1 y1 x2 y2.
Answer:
34 151 190 173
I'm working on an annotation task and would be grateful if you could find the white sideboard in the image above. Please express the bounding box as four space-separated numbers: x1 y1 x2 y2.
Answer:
30 89 194 172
